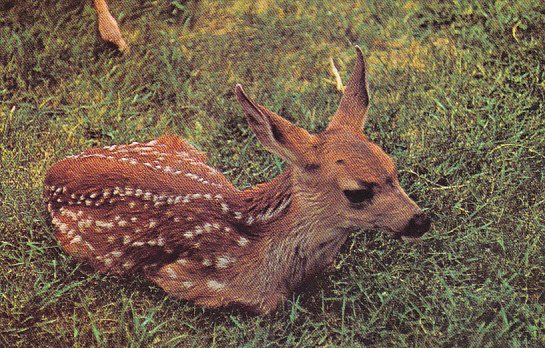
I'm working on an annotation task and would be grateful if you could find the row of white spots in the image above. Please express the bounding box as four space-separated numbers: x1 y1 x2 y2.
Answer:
52 214 97 250
161 265 195 289
57 208 169 254
49 186 249 234
183 172 222 188
51 183 226 210
256 197 292 222
65 149 223 188
182 222 221 239
110 144 218 176
175 151 219 175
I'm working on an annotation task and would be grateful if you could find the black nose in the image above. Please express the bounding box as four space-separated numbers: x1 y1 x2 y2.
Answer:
401 212 431 238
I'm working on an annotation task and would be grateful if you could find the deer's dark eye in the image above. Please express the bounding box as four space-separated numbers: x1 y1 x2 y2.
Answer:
343 188 374 204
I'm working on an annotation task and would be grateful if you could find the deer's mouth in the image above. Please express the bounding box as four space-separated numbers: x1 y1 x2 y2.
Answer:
397 212 431 240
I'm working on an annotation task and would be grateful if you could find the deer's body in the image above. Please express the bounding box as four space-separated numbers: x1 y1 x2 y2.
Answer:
45 47 431 314
44 136 349 312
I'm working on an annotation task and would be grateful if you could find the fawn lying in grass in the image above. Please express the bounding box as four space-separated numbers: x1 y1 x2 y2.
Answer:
44 46 430 314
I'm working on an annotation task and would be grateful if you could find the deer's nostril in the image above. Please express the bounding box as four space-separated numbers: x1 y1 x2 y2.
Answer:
401 212 431 237
414 213 431 229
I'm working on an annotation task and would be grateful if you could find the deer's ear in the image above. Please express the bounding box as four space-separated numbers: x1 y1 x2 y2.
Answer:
328 46 370 132
235 84 317 166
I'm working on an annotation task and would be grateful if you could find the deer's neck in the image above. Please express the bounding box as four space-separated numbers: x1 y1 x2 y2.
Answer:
238 168 350 292
238 169 294 228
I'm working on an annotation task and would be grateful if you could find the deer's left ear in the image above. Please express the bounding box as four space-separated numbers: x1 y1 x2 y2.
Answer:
327 46 370 132
235 84 318 167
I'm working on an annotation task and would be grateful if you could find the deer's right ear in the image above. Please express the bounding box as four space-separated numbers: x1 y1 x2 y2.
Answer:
235 84 317 166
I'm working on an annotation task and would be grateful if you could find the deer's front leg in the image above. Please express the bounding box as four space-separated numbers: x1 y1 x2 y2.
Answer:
148 263 287 314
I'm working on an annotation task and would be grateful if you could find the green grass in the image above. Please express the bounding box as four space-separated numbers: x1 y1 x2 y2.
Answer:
1 0 544 346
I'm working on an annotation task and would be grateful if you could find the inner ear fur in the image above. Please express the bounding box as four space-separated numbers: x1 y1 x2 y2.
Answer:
235 84 318 167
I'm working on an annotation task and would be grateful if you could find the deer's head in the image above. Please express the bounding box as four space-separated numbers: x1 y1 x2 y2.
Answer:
235 46 430 239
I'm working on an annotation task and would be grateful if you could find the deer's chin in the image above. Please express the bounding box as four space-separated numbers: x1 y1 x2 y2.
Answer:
383 229 422 243
400 235 423 243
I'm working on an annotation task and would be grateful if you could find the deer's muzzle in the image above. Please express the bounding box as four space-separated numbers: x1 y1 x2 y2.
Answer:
400 212 431 238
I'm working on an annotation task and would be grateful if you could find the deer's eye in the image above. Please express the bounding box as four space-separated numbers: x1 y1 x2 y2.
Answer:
343 188 374 204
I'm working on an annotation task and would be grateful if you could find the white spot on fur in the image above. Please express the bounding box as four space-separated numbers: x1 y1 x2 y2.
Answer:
238 236 249 247
216 256 235 269
166 267 177 279
202 259 212 267
123 261 134 269
95 220 114 229
157 237 165 247
70 235 82 244
77 219 93 229
207 280 225 291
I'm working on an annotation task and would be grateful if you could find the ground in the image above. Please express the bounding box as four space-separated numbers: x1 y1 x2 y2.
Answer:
1 0 544 346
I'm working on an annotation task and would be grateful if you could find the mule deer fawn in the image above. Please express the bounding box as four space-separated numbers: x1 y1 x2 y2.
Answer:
44 46 430 314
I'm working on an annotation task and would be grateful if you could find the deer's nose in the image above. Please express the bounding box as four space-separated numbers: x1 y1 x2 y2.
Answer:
401 212 431 238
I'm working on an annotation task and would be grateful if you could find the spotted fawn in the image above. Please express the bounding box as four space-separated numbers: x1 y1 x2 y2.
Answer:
44 46 431 314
